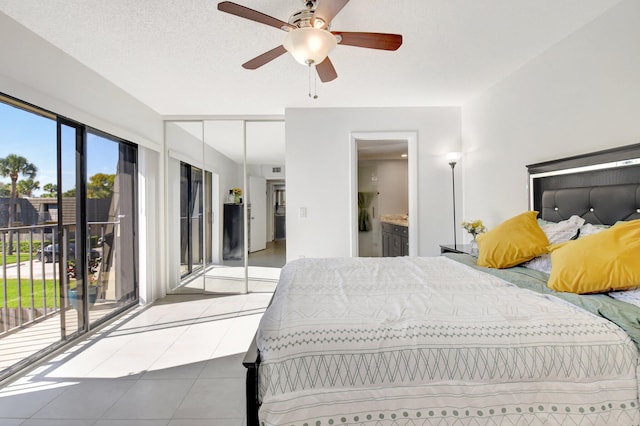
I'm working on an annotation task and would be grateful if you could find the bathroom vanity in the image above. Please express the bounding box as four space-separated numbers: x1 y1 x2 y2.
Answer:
380 214 408 257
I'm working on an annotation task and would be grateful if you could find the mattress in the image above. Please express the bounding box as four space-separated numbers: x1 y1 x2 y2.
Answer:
255 256 640 425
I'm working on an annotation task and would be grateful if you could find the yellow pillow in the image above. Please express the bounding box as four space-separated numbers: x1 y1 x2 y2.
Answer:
547 219 640 294
476 211 549 269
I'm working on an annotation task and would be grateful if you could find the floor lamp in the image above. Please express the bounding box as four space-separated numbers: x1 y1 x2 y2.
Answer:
446 152 461 248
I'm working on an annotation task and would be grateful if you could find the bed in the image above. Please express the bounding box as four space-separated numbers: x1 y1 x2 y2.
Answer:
243 144 640 426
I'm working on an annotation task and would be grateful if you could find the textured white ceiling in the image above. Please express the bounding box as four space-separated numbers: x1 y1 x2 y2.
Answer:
0 0 621 116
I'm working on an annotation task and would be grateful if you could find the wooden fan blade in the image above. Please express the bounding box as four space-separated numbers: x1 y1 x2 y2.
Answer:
218 1 295 31
242 45 287 69
333 32 402 50
316 57 338 82
312 0 349 28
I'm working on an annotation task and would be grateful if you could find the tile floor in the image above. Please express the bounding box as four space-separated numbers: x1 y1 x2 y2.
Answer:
0 292 272 425
1 303 127 375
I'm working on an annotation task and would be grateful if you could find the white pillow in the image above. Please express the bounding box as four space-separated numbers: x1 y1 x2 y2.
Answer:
523 253 552 274
522 215 584 273
609 288 640 308
540 215 585 243
578 223 609 237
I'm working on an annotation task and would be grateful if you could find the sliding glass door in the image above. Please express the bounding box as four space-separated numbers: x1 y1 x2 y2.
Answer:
0 95 139 380
86 130 138 322
58 123 140 334
57 120 84 335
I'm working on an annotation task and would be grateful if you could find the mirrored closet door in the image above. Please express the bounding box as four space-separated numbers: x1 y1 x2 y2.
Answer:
243 121 286 292
164 119 285 295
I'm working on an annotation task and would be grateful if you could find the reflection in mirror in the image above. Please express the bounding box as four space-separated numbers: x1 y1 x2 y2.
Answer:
244 121 286 292
204 120 286 293
165 120 286 295
165 121 206 294
179 163 204 277
246 176 284 291
201 120 246 294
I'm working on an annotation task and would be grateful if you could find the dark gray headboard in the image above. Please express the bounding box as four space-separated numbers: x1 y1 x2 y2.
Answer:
527 143 640 226
541 184 640 225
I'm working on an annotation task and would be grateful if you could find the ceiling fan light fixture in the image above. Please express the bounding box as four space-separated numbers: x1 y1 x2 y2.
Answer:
283 27 337 65
312 17 326 29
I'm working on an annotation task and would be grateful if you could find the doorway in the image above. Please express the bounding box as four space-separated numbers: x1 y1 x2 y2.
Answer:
357 140 409 257
246 178 286 291
350 132 418 257
249 179 285 267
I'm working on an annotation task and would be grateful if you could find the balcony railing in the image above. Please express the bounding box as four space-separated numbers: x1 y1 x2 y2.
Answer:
1 223 60 334
0 221 118 336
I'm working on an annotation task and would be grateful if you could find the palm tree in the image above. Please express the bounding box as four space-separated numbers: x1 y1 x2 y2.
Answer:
42 183 58 198
17 178 40 197
0 182 9 197
0 154 38 254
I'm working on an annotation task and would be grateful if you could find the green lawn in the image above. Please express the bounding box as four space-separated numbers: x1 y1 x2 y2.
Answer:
0 279 57 309
0 253 35 266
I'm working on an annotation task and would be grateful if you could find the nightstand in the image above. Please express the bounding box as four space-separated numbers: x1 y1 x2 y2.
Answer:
440 244 478 256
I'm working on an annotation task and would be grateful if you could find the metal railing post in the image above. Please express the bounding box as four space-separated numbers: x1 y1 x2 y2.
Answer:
39 227 47 315
15 229 22 327
52 230 58 312
28 231 35 323
1 232 7 333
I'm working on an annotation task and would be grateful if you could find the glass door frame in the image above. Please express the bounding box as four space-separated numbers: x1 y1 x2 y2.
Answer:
0 93 140 381
57 117 89 336
57 118 141 337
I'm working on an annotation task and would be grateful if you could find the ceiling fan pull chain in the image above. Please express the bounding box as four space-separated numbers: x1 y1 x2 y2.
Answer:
313 66 318 99
307 62 318 99
308 62 312 98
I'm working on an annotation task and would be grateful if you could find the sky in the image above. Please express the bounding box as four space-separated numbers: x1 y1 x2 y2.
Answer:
0 101 119 196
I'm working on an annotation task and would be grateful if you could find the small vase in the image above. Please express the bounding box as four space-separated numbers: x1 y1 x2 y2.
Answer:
234 194 241 204
470 234 478 250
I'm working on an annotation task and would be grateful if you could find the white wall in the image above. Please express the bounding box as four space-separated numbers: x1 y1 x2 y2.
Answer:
286 107 461 259
0 12 165 304
0 13 162 150
461 0 640 230
138 147 162 303
257 165 285 181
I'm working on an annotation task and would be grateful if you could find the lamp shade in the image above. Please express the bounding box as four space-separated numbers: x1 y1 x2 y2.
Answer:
283 27 337 65
446 152 462 163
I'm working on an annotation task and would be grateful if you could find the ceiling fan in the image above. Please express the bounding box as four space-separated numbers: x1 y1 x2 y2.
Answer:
217 0 403 83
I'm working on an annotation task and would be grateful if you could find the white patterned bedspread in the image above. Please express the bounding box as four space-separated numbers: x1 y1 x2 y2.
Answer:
256 256 640 425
